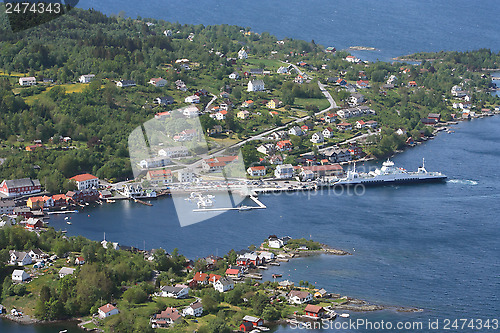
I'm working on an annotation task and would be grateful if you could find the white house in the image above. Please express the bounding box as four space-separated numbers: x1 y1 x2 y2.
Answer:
247 166 266 177
58 267 75 279
257 143 275 155
349 93 365 105
149 78 168 87
177 169 196 183
98 304 119 319
116 80 136 87
288 290 313 304
158 285 190 299
28 249 46 261
158 146 189 159
19 77 36 86
69 173 99 191
139 157 170 169
182 105 200 118
79 74 95 83
288 126 303 136
183 302 203 317
229 72 239 80
310 132 324 144
9 251 33 266
238 48 248 59
247 79 265 92
268 238 284 248
277 66 288 74
274 164 294 179
322 127 334 138
356 120 366 129
184 95 200 104
214 276 234 292
12 270 30 282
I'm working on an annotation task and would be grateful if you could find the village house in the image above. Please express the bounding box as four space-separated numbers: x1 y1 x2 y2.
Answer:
79 74 95 84
9 251 33 266
337 122 352 131
428 113 441 121
288 290 313 304
146 169 173 185
177 169 196 183
0 178 41 197
173 128 197 142
154 111 171 119
348 146 364 159
239 322 254 332
207 125 223 136
288 126 303 136
157 285 190 299
247 79 265 92
0 199 15 215
238 47 248 59
310 132 324 144
59 267 75 278
276 140 292 151
139 157 170 170
175 80 188 91
243 315 264 327
149 77 168 87
269 155 283 165
325 113 337 123
350 93 365 105
323 148 352 163
98 303 119 319
12 270 30 282
247 166 266 177
225 268 242 279
208 273 222 284
365 120 378 128
408 81 418 87
229 72 240 80
257 143 276 156
158 146 189 159
192 272 209 285
302 164 343 178
356 80 369 89
151 308 182 328
277 66 288 74
214 276 234 293
183 301 203 317
274 164 294 179
237 110 250 119
300 169 315 181
304 304 325 318
266 99 281 109
116 80 136 87
154 96 174 105
356 120 366 129
52 194 68 207
345 55 360 63
322 127 334 138
19 77 36 86
26 196 53 209
268 235 291 248
184 95 200 104
70 174 99 191
278 280 294 289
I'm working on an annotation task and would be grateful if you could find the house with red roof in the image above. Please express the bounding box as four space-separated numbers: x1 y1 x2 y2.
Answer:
276 140 292 152
98 303 119 319
146 169 173 185
149 77 168 87
208 274 222 284
304 304 325 318
336 122 352 131
52 194 68 207
408 81 417 87
75 256 85 265
70 174 99 191
192 272 209 285
151 307 181 328
240 322 254 332
247 166 266 177
356 80 370 89
225 268 242 278
356 120 366 129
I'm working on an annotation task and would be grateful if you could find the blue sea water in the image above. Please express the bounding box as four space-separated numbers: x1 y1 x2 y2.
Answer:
76 0 500 62
4 116 498 333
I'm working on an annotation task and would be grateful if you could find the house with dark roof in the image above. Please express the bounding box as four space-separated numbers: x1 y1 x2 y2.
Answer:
116 80 136 87
151 307 181 328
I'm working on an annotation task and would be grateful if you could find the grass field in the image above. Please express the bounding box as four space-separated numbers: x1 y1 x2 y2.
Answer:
244 58 284 71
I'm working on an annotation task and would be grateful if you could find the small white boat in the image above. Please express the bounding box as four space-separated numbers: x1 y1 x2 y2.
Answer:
64 217 69 221
66 221 72 225
60 330 68 333
339 313 350 318
238 205 252 211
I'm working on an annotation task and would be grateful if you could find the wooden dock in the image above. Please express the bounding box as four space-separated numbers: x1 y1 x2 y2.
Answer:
193 195 266 212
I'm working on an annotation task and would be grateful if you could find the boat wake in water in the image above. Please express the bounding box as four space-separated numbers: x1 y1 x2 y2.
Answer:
447 179 478 186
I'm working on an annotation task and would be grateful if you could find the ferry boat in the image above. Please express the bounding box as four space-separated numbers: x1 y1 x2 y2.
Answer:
332 158 447 186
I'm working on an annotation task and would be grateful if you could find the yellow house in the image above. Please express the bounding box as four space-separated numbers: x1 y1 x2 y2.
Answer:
266 99 281 109
27 196 52 209
237 110 250 119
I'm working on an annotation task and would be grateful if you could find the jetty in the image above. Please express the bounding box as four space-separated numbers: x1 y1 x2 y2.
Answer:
46 210 79 215
193 195 266 212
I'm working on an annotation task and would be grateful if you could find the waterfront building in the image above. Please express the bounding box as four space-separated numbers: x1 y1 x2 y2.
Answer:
177 169 196 183
225 268 242 279
0 199 15 215
243 315 263 327
304 304 325 318
98 303 119 319
146 169 173 185
70 174 99 191
247 166 266 177
0 178 41 197
288 290 313 304
274 164 294 179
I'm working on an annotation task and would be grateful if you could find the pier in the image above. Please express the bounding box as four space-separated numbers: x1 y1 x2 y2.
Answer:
193 195 266 212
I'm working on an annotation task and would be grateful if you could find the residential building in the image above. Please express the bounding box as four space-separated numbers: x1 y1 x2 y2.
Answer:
116 80 136 87
149 77 168 87
12 270 30 282
146 169 173 185
325 113 337 123
288 290 313 304
304 304 325 318
240 322 254 332
229 72 239 80
154 96 174 105
214 276 234 292
324 148 352 163
322 127 334 138
247 166 266 177
288 126 303 136
158 146 189 159
19 77 36 86
0 178 42 197
310 132 324 144
69 174 99 191
98 304 119 319
139 157 171 169
79 74 95 83
0 200 15 215
238 48 248 59
177 169 195 183
175 80 188 91
274 164 294 179
336 122 352 131
300 169 315 181
237 110 250 119
173 128 197 141
225 268 242 279
242 100 254 108
247 79 265 92
266 99 281 109
59 267 75 278
302 164 343 178
9 251 33 266
25 218 44 230
269 155 283 165
151 308 182 328
345 55 360 63
157 285 190 299
183 301 203 317
350 93 365 105
277 66 288 74
365 120 378 128
184 95 200 104
243 315 263 327
276 140 292 151
356 120 366 129
192 272 209 285
314 288 328 298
